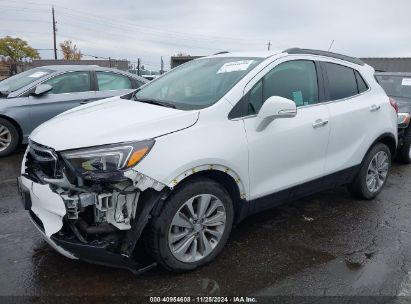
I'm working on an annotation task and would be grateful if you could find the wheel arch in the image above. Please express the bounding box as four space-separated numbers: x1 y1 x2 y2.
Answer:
165 165 248 223
0 114 22 144
371 132 397 157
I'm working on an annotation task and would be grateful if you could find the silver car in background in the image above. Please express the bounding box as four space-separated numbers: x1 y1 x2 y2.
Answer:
0 65 147 156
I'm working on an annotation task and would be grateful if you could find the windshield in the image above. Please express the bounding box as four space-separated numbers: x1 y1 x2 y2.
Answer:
0 68 53 94
376 75 411 99
135 57 263 110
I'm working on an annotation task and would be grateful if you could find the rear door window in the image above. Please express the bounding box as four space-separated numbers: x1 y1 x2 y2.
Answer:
324 63 358 100
96 72 132 91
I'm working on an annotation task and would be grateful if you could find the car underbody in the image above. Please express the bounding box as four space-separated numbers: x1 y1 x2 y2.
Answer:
19 141 169 274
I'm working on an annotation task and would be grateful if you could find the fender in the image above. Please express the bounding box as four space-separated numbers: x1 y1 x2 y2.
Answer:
167 164 247 200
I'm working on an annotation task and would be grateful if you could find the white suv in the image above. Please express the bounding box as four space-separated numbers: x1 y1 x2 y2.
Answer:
18 48 397 273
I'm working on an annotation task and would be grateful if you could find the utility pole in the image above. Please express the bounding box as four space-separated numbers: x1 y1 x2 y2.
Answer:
137 58 140 76
328 39 335 52
267 41 271 51
160 56 164 74
52 6 57 60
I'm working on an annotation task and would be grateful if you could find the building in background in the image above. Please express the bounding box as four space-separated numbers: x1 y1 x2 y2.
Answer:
360 58 411 73
32 59 129 71
170 55 203 69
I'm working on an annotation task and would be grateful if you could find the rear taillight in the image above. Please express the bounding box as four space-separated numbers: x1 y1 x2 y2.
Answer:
389 97 399 113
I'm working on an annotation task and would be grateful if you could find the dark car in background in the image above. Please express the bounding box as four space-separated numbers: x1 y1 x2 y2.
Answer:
376 72 411 163
0 65 147 156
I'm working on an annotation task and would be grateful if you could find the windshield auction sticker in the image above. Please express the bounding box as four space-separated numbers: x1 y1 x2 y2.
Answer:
28 71 48 78
402 78 411 86
217 60 254 74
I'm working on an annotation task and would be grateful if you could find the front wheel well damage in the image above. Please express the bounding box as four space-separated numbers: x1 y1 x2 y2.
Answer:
159 170 246 224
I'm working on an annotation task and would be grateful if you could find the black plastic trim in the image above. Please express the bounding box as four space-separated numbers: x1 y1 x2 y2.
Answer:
248 165 361 215
315 61 327 103
51 235 156 275
285 48 365 66
89 70 98 91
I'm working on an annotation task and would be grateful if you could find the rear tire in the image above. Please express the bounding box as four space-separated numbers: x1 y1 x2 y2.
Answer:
348 143 391 200
146 177 234 272
0 118 19 157
397 142 411 164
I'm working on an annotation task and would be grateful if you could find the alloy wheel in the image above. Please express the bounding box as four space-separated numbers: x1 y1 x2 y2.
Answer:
366 151 389 193
168 194 226 263
0 124 11 152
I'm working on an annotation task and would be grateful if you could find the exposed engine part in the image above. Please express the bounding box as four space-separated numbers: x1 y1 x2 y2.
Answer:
59 182 140 230
61 194 80 219
76 217 117 234
25 148 166 235
44 174 85 192
67 220 87 243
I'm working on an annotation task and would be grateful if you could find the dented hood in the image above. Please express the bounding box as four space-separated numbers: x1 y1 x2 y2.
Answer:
30 96 199 151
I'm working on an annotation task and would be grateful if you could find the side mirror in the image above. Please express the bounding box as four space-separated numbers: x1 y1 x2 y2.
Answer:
33 84 53 96
256 96 297 131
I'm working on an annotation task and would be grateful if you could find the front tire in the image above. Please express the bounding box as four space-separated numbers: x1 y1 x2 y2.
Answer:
146 177 234 272
348 143 391 199
0 118 20 157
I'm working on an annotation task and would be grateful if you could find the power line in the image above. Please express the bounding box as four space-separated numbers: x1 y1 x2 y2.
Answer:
1 0 268 45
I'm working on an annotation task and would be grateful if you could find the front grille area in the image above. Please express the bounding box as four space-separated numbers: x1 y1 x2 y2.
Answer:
27 140 59 178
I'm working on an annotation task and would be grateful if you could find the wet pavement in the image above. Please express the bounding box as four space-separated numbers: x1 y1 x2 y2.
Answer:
1 149 411 298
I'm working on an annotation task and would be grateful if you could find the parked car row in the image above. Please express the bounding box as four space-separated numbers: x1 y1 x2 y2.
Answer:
0 65 147 156
375 72 411 163
17 48 398 273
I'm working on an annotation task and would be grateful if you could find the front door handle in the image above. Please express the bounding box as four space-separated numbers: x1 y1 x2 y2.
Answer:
312 119 329 128
370 104 381 112
80 99 91 105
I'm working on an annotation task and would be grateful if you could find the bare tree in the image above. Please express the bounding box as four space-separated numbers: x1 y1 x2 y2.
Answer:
60 40 82 60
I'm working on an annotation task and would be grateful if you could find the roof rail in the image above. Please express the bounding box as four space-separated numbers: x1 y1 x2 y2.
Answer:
285 48 365 66
213 51 230 55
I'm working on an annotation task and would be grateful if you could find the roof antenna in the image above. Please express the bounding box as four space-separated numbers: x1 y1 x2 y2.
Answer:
328 40 335 52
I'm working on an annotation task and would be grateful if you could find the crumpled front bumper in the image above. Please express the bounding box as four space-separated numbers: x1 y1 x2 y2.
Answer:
17 175 77 259
17 174 162 273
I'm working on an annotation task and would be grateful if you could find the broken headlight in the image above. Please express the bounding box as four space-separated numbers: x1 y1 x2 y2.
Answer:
61 140 154 174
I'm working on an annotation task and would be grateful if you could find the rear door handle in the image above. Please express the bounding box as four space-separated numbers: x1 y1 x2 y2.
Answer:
80 99 91 105
370 104 381 112
312 119 329 128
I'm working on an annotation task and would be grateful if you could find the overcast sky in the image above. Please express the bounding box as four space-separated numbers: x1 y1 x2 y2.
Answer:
1 0 410 70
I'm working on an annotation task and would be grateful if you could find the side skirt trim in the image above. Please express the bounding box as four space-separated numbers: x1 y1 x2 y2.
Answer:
247 165 360 216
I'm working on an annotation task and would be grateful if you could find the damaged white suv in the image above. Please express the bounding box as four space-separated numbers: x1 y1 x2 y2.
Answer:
18 49 397 273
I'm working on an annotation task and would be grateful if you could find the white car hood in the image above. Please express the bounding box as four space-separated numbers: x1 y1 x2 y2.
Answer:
30 97 199 151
